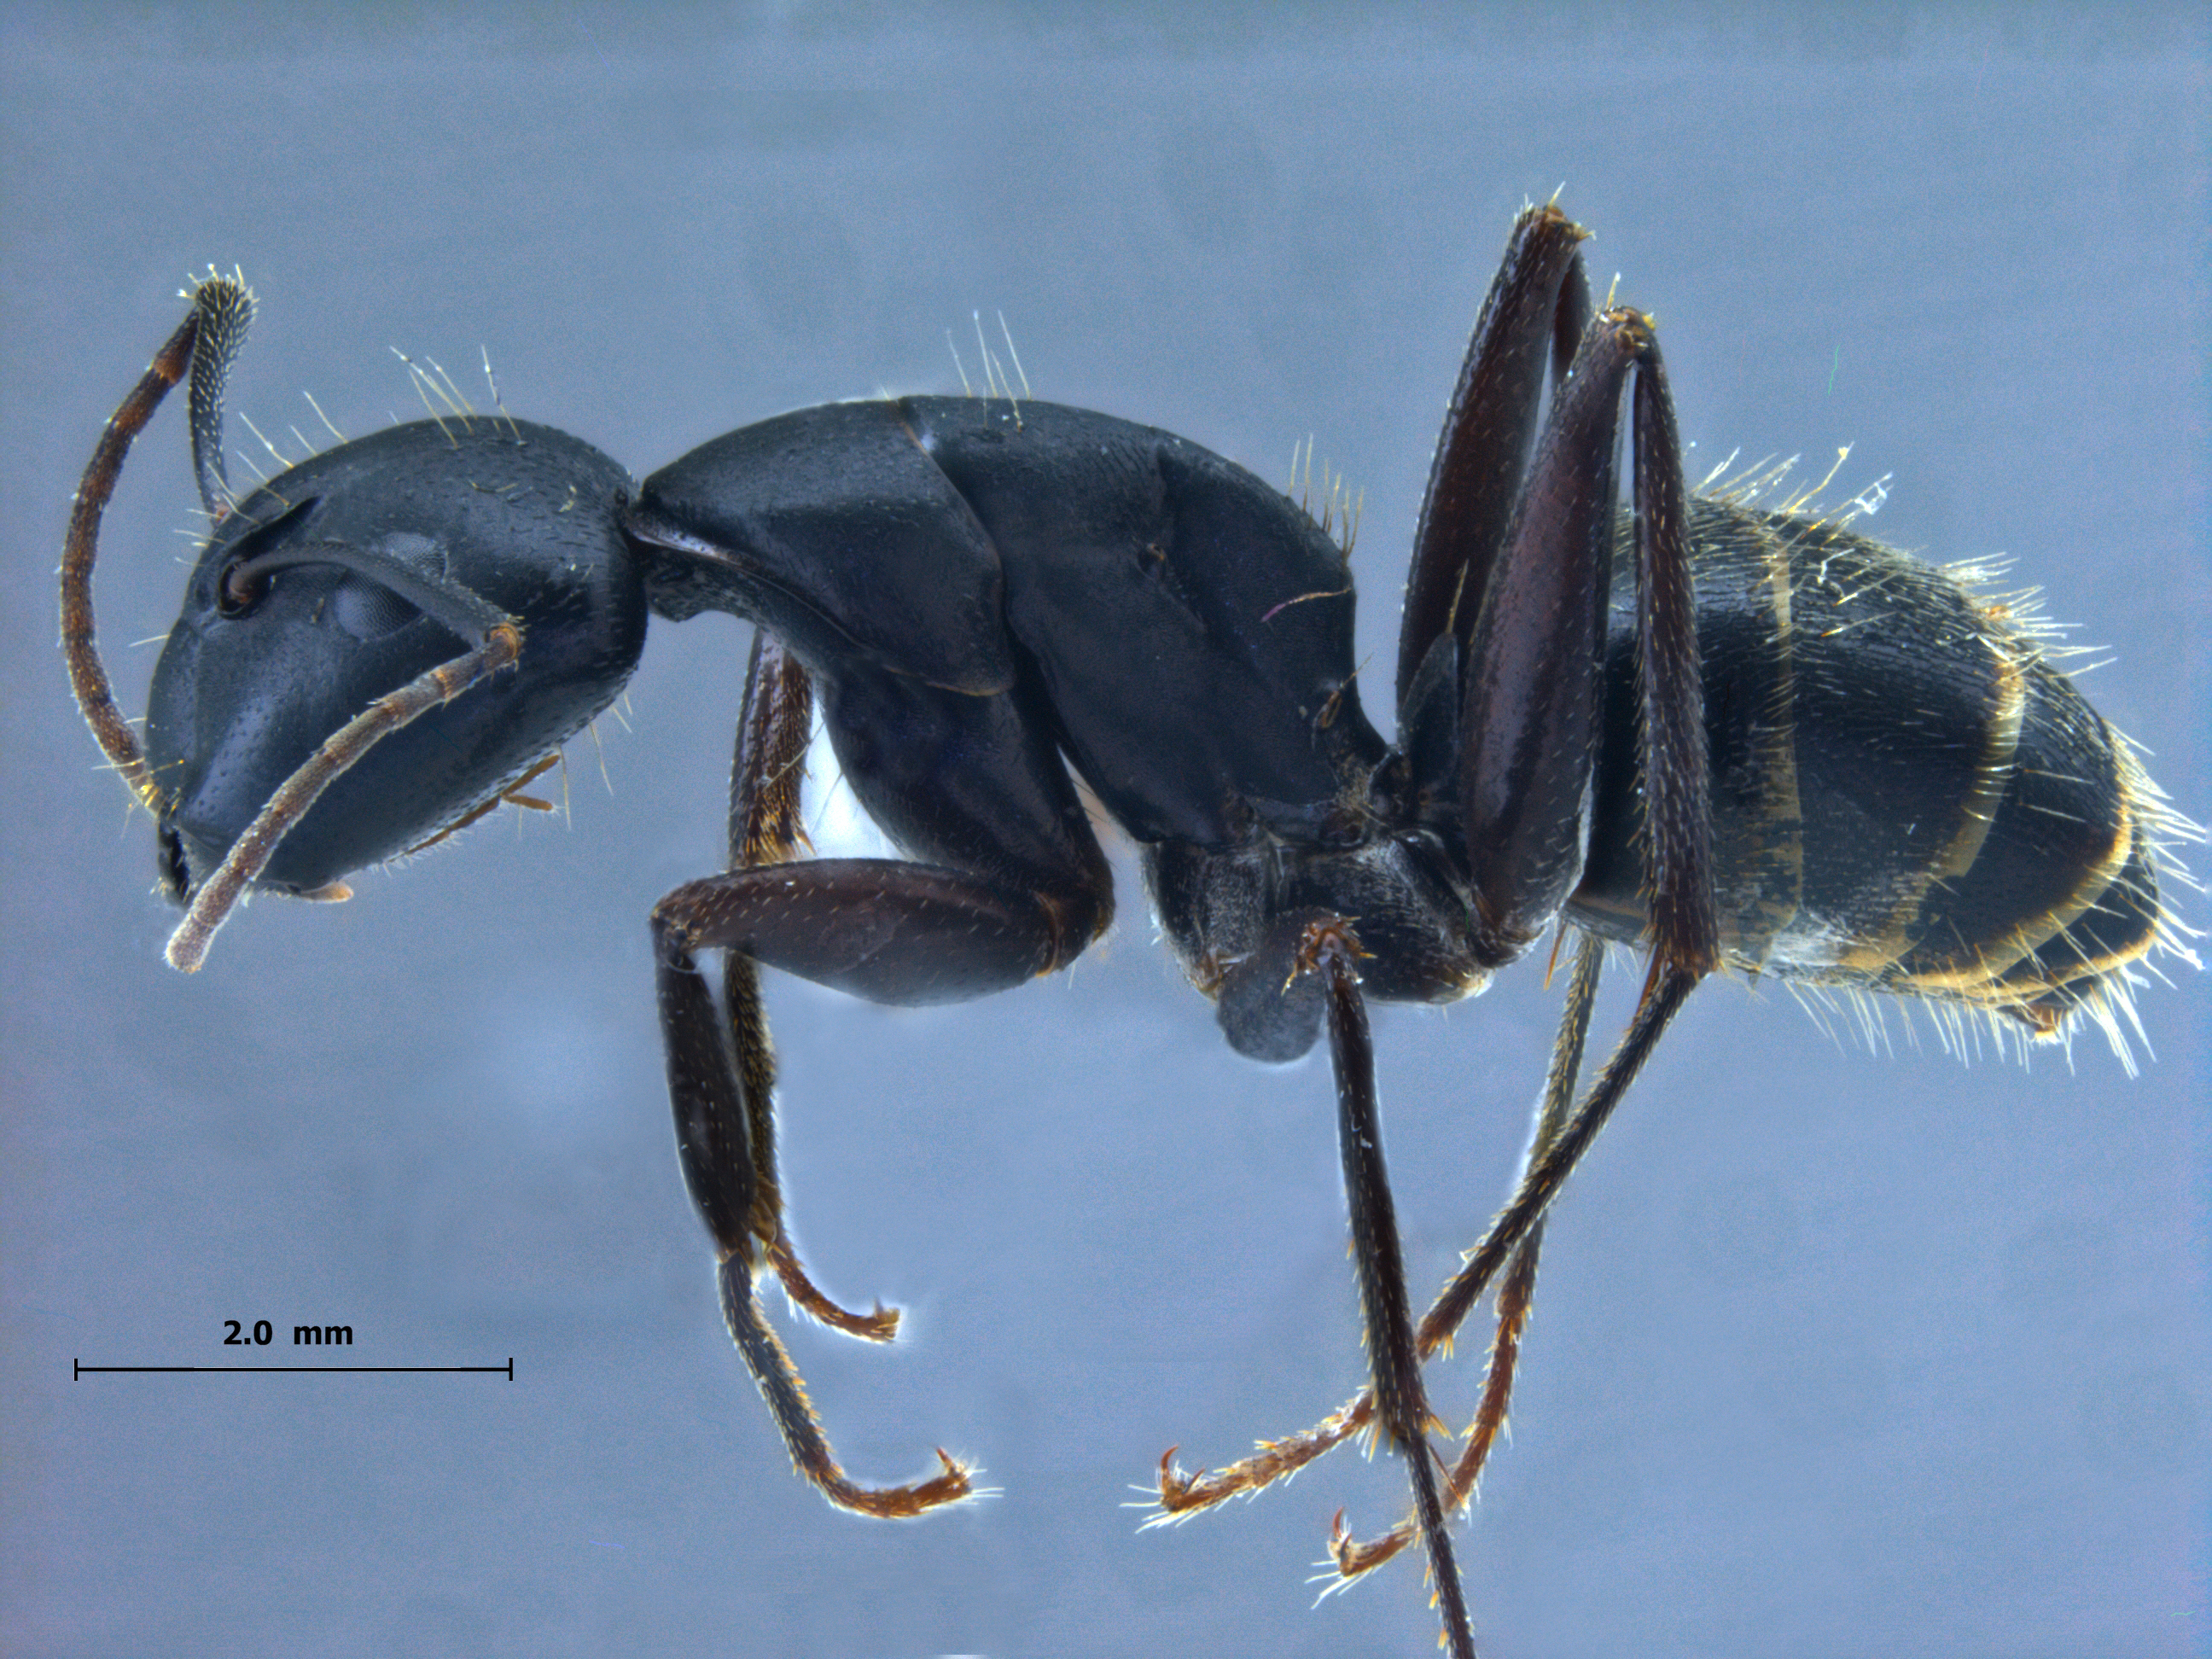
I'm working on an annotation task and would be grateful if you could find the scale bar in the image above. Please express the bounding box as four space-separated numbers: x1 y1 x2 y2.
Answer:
75 1359 514 1378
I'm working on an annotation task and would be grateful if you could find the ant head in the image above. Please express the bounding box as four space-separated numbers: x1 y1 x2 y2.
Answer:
143 418 648 902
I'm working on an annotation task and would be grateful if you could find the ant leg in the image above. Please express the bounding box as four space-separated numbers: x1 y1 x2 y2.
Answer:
656 857 1097 1516
1156 314 1717 1528
1150 1395 1372 1517
1299 920 1474 1659
1396 202 1591 708
1624 329 1718 978
1147 940 1679 1528
1330 928 1603 1578
657 893 973 1520
1455 308 1639 961
1148 318 1660 1523
1414 958 1696 1371
1419 311 1717 1348
656 674 1111 1519
721 633 899 1340
719 628 807 1262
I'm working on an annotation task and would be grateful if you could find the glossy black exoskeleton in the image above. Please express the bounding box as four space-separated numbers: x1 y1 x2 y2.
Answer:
65 207 2194 1659
148 418 645 899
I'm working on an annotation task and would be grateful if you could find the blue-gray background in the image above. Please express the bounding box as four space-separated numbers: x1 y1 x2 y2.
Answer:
4 7 2205 1656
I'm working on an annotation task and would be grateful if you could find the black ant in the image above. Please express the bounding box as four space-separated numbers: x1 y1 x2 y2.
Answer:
64 204 2197 1658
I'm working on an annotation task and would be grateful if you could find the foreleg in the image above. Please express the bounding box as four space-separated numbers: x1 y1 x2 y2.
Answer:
655 646 1111 1517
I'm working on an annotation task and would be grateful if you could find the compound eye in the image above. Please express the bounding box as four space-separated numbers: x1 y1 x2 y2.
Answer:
329 533 445 641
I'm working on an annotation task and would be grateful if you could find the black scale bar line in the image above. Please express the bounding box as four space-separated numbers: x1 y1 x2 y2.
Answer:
75 1359 514 1378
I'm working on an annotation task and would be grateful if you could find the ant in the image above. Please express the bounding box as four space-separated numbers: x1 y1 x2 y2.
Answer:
64 204 2197 1658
